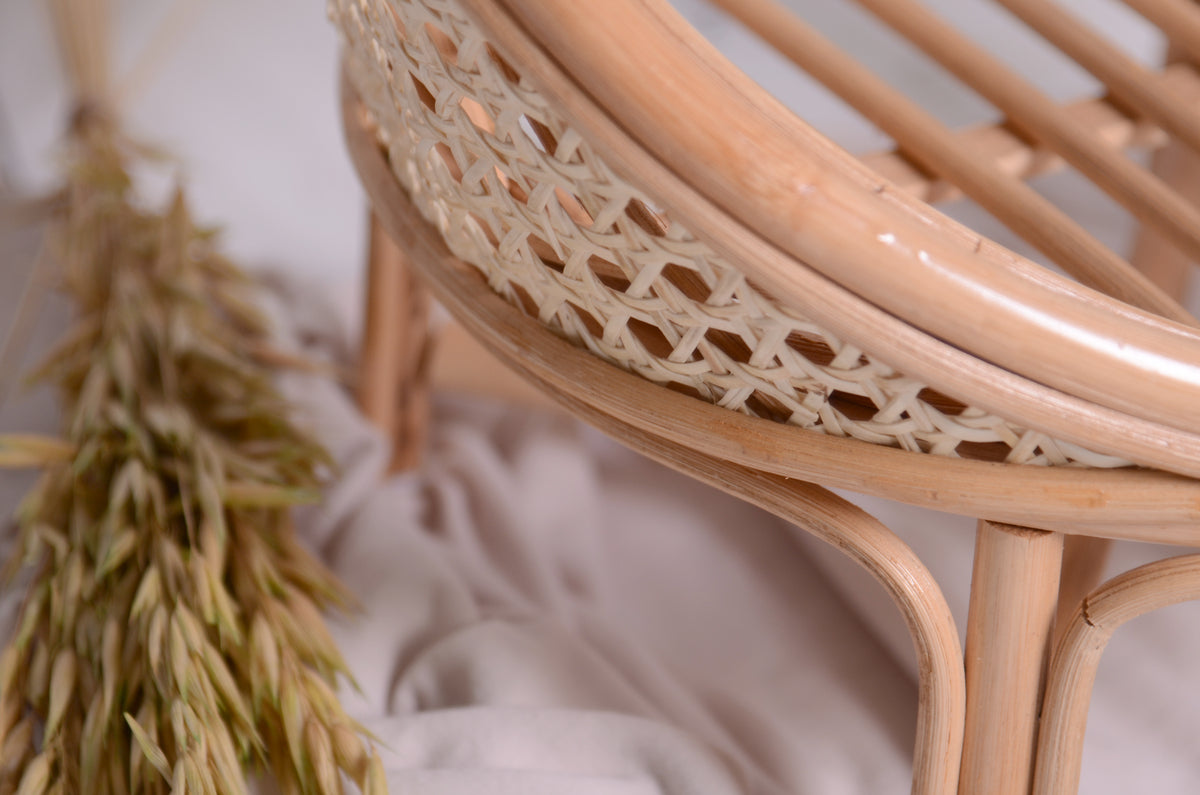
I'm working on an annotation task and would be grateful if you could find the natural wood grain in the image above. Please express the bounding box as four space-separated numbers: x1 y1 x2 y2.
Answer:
338 4 1200 793
338 5 1200 793
1130 142 1200 297
432 321 557 409
1054 44 1200 637
1128 33 1200 305
359 213 404 434
425 1 1200 475
960 522 1063 795
347 82 968 794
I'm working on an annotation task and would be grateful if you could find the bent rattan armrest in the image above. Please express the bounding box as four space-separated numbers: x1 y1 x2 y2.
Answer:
332 1 1200 793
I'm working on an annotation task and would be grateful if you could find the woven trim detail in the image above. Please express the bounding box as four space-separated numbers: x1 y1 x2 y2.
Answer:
331 0 1131 468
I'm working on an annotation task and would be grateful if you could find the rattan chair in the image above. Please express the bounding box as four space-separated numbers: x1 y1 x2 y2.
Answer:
331 1 1200 793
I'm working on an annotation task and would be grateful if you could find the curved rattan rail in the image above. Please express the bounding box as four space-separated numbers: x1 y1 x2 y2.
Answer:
335 0 1200 477
481 0 1200 439
342 84 972 793
341 79 1200 544
335 2 1200 792
343 83 1200 795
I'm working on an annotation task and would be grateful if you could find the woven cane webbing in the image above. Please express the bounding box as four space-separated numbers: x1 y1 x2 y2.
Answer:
330 0 1132 468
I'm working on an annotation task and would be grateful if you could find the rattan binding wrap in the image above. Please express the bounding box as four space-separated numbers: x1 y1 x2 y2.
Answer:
330 0 1131 469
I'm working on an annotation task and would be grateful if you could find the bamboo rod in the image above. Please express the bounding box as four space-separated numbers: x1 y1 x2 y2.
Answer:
1117 0 1200 65
850 0 1200 273
358 213 432 472
993 0 1200 155
709 0 1190 321
960 521 1064 795
860 64 1200 204
1034 554 1200 795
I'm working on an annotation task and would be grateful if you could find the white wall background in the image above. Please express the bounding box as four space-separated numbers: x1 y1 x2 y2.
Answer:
0 0 366 326
0 0 1172 312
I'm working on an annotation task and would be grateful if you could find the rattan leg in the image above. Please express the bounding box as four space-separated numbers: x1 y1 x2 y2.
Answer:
1127 135 1200 300
358 212 432 472
960 521 1063 795
1053 535 1110 646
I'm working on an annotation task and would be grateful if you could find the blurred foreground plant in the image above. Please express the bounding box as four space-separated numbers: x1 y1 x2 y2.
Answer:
0 46 386 795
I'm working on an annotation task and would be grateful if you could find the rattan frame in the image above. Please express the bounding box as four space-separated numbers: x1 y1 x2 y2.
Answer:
332 1 1200 793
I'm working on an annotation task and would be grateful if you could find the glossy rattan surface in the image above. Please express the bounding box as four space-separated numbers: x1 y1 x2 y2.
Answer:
330 0 1138 468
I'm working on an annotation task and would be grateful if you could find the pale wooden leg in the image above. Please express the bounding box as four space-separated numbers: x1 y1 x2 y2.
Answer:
1053 534 1109 646
960 521 1063 795
358 212 432 472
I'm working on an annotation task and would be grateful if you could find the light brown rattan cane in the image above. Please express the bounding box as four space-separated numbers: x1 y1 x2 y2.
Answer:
332 1 1200 793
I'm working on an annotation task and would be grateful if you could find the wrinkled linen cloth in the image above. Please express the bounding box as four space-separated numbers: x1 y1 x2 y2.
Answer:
3 271 1200 794
264 282 919 795
265 281 1200 795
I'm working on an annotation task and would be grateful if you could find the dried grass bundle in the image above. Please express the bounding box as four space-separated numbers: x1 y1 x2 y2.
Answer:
0 1 387 793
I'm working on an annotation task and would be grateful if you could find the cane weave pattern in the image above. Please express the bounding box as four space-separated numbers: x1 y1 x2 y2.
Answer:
330 0 1131 468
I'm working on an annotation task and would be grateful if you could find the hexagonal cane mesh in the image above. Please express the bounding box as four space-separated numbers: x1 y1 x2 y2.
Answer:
331 0 1131 468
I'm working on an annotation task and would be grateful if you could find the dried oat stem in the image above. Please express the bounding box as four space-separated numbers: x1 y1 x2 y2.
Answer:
0 68 386 795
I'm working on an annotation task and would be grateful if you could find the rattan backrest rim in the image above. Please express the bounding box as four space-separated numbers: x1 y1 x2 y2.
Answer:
483 0 1200 435
343 79 1200 537
709 0 1191 323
